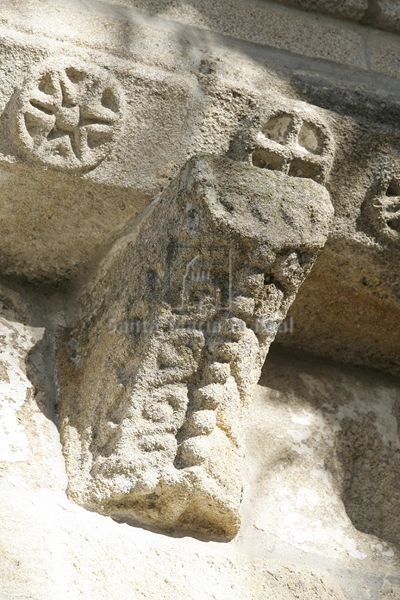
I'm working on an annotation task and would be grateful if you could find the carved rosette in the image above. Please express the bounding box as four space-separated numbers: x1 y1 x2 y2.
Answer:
250 109 334 184
12 58 124 171
364 169 400 245
57 150 334 539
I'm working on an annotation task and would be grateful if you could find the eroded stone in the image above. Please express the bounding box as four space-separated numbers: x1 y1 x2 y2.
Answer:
57 154 333 538
11 57 125 172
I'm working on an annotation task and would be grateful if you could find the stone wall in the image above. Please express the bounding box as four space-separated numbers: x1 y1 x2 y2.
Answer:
0 1 399 598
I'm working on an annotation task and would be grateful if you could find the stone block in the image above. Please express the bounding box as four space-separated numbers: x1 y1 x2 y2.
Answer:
369 31 400 80
57 154 333 538
272 0 368 20
364 0 400 33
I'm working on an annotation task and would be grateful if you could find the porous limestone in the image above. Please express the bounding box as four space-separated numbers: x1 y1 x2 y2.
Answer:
57 154 333 538
0 0 400 598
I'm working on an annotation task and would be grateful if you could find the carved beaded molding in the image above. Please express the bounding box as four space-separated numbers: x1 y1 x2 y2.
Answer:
13 58 125 171
251 109 334 185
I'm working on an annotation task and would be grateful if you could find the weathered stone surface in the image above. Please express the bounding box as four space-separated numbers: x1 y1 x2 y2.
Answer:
0 0 398 286
57 154 333 538
273 0 368 21
1 329 399 599
246 346 400 599
0 0 368 68
11 57 125 172
363 0 400 33
270 0 400 35
0 480 347 600
0 0 400 598
278 238 400 377
0 284 66 491
369 31 400 81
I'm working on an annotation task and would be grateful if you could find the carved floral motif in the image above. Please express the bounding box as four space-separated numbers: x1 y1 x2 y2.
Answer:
365 171 400 245
251 110 333 184
13 59 124 171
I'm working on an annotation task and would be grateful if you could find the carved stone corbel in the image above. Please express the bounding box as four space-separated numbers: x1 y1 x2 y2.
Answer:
58 149 334 539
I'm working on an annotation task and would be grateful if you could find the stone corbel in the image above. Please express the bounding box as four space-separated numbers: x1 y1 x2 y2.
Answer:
58 108 334 539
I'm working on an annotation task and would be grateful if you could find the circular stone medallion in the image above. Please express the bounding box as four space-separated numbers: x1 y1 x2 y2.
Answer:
13 59 125 171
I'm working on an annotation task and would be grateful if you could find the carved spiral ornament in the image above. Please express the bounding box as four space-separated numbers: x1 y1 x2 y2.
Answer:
13 59 124 171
